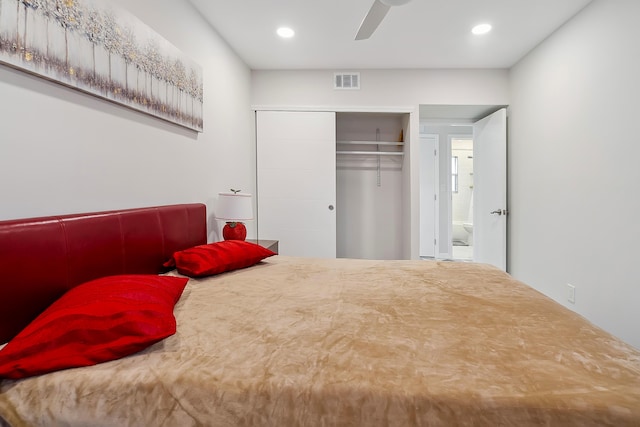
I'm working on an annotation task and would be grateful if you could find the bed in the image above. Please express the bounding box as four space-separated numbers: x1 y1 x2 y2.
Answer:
1 203 639 426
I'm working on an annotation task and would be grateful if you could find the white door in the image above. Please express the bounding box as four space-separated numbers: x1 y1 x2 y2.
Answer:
256 111 337 258
473 108 507 270
419 135 437 258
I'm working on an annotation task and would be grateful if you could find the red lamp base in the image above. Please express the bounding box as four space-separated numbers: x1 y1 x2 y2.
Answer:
222 222 247 241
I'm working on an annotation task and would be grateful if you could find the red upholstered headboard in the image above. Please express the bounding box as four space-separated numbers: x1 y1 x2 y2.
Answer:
0 204 206 344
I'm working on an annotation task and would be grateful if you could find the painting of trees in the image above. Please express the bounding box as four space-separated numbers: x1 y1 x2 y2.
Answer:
0 0 204 131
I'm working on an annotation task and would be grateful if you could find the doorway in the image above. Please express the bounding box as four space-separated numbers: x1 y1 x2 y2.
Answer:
451 136 474 261
418 105 507 270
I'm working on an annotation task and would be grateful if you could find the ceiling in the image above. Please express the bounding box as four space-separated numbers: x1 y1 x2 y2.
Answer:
188 0 593 70
419 105 504 122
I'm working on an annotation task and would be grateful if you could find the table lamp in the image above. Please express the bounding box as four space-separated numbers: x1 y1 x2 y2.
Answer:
215 190 253 240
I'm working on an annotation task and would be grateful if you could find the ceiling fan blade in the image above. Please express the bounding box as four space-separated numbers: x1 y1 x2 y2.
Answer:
355 0 391 41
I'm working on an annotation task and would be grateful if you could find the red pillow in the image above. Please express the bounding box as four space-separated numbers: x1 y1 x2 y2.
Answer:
0 275 188 379
164 240 275 277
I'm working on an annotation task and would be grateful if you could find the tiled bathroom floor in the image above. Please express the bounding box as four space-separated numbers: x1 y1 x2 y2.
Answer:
420 245 474 262
453 245 473 261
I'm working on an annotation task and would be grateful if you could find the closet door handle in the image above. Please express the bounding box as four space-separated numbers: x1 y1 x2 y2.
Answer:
328 205 335 211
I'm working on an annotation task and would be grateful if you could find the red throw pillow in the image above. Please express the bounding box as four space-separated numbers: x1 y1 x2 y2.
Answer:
0 275 188 379
163 240 275 277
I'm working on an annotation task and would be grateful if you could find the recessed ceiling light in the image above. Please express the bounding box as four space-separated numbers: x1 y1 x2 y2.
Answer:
471 23 492 35
277 27 295 38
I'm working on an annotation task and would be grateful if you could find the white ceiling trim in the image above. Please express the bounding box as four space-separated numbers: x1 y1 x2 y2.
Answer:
251 105 416 113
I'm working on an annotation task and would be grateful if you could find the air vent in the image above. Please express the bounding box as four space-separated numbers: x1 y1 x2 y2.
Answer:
334 72 360 90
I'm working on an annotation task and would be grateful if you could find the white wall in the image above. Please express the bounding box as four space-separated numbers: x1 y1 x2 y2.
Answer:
252 69 509 259
509 0 640 348
252 69 508 108
0 0 255 242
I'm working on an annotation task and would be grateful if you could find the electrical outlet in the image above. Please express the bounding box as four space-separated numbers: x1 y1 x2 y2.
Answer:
567 284 576 304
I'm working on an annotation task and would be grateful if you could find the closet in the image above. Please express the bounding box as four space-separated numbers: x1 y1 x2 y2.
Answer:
336 112 406 259
256 110 409 259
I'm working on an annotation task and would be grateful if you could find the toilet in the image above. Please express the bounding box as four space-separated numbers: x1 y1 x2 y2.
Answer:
463 222 473 245
463 191 473 245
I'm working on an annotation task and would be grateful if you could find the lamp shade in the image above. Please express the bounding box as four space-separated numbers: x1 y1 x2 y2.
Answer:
215 192 253 221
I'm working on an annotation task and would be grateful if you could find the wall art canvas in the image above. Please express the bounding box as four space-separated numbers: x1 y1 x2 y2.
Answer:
0 0 203 131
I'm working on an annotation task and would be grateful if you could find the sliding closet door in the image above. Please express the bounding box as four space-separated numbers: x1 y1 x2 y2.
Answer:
256 111 337 257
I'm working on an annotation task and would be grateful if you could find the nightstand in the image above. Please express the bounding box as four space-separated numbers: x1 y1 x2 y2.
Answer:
246 239 279 254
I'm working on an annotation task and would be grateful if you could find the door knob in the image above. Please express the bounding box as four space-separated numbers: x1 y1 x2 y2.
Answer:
328 205 334 211
490 209 502 215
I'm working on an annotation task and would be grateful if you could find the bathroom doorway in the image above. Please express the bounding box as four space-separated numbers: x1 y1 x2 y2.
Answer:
451 137 474 261
419 104 508 269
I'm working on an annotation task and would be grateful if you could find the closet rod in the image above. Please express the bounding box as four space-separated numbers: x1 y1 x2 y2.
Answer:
337 140 404 146
336 151 404 156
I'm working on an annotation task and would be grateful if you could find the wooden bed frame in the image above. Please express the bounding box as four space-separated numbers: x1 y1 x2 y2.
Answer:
0 204 206 344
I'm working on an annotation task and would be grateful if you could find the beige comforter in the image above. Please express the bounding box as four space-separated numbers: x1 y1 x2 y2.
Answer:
1 256 639 426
